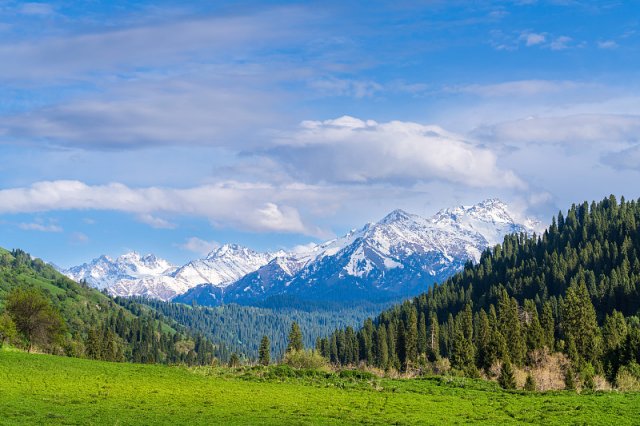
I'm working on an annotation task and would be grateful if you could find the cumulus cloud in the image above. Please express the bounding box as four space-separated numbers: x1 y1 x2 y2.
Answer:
178 237 220 255
0 180 328 236
267 116 524 188
473 114 640 145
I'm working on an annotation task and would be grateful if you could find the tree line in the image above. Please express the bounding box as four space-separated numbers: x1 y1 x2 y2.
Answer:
314 196 640 388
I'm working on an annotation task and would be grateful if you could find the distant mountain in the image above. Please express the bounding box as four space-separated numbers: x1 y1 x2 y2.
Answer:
62 244 276 301
64 252 176 291
64 199 542 304
177 199 543 306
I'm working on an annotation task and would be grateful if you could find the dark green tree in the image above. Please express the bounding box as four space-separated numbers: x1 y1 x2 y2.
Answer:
286 322 304 353
259 335 271 366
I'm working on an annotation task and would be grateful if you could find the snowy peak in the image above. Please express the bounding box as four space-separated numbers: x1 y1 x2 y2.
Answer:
379 209 415 225
63 252 175 291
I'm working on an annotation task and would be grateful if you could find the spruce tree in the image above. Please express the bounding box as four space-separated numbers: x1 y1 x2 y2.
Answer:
498 359 516 390
286 322 304 353
427 311 440 360
563 281 602 365
259 335 270 366
524 373 536 391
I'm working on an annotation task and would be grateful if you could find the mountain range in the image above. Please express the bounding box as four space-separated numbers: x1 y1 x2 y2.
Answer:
62 199 543 305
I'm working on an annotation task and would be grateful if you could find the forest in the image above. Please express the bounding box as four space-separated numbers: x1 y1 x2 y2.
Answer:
0 248 221 365
319 196 640 390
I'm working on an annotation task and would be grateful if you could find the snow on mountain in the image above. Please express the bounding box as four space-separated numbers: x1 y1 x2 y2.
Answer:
216 198 543 305
64 198 544 304
172 244 276 289
64 252 176 291
62 244 276 301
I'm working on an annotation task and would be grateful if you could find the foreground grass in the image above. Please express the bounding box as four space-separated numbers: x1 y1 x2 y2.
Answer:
1 349 639 425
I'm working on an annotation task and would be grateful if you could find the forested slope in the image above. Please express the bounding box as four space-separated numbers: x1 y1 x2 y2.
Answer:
0 248 221 365
322 196 640 387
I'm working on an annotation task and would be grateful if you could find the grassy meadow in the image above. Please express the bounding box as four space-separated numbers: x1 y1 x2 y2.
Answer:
1 348 639 425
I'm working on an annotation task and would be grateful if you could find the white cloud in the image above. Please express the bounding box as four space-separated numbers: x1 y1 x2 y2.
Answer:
0 76 282 150
473 114 640 145
309 78 383 98
268 116 524 189
0 7 308 81
550 36 572 50
450 80 581 97
137 214 176 229
523 32 546 46
0 180 329 236
70 232 89 244
597 40 618 49
19 221 62 232
178 237 220 255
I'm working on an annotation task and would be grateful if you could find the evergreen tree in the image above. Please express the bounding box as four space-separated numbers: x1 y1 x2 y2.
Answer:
524 373 536 391
259 335 270 366
427 311 440 359
563 281 601 365
404 308 418 368
286 322 304 353
498 359 516 390
375 324 389 369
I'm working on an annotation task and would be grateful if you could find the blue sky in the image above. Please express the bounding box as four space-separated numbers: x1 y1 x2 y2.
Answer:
1 0 639 267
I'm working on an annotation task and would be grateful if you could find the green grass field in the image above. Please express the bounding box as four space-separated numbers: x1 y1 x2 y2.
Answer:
1 349 639 425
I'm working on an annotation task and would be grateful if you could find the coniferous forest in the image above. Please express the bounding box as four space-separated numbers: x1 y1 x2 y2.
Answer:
321 196 640 389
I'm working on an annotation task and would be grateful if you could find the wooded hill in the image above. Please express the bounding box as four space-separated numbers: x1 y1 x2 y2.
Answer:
320 196 640 388
0 247 222 365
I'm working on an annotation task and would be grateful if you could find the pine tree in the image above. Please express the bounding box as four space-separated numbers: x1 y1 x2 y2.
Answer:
404 308 418 368
427 311 440 360
375 324 389 369
498 359 516 390
259 335 270 366
286 322 304 353
524 373 536 391
417 311 427 356
563 281 602 365
541 301 555 350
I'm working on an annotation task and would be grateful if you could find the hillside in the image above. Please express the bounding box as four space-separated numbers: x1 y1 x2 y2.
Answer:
0 248 222 364
324 196 640 388
1 349 638 425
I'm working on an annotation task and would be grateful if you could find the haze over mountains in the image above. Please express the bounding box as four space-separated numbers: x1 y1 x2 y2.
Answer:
63 199 543 305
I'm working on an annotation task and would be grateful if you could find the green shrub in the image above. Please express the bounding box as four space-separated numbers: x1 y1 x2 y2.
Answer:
616 363 640 391
283 349 328 370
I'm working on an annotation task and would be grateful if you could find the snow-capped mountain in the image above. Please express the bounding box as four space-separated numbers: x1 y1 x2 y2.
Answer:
178 199 543 306
64 252 176 291
62 244 276 301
